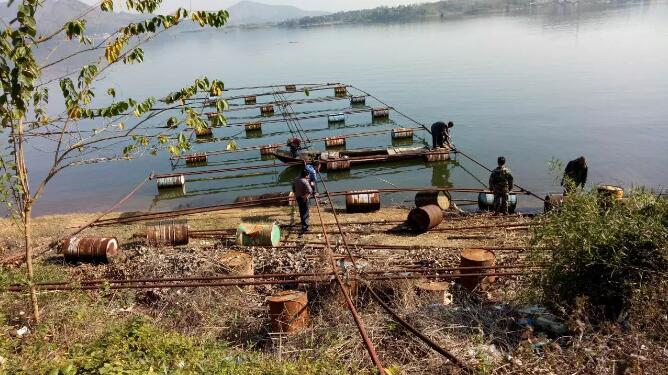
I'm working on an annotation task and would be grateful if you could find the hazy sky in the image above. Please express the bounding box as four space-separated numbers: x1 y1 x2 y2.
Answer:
80 0 436 13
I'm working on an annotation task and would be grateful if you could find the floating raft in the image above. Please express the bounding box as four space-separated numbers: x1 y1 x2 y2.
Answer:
272 146 450 170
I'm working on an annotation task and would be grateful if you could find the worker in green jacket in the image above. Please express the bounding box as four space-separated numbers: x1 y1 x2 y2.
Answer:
489 156 514 215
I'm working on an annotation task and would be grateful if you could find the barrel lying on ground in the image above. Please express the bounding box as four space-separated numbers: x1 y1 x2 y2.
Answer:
267 290 309 333
61 237 119 262
459 248 496 291
345 190 381 213
415 191 451 210
285 84 297 92
477 192 517 213
145 220 189 246
236 223 281 247
407 204 443 233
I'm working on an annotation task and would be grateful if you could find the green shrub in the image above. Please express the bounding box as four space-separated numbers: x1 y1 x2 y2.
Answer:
531 189 668 319
3 316 349 374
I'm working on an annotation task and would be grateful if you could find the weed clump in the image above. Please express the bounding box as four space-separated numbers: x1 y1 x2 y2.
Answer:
531 189 668 320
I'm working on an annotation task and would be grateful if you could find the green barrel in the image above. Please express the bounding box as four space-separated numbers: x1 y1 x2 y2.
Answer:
236 223 281 247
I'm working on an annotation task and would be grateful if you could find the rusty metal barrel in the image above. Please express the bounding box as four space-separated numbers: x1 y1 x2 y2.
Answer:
61 237 119 262
285 84 297 92
156 174 185 189
350 95 366 105
459 248 496 290
544 193 566 212
415 191 451 210
267 290 309 333
423 148 450 162
184 152 207 165
478 192 518 213
391 128 414 139
244 95 256 105
221 251 254 276
245 121 262 131
195 127 213 138
415 279 452 305
597 185 624 201
334 86 347 96
407 205 443 233
259 144 280 156
345 190 381 213
236 223 281 247
371 107 390 119
145 220 189 246
260 105 274 116
326 158 351 171
324 136 346 148
327 113 345 123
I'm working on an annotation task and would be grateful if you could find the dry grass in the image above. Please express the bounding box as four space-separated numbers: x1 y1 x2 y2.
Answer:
3 204 665 373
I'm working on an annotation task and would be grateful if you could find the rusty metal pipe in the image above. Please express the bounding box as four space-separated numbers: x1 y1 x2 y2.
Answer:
311 182 386 373
24 271 336 287
366 285 474 373
6 278 330 292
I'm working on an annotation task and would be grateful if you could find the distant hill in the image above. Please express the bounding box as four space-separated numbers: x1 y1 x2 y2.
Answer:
226 1 329 25
279 0 537 27
0 0 145 36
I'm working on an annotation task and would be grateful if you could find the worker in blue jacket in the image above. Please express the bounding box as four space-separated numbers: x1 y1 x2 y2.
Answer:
305 160 321 193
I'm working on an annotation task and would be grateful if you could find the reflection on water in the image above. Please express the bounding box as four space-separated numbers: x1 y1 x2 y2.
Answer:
430 161 453 188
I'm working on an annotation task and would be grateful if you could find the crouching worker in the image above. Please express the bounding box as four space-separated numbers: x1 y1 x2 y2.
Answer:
488 156 514 215
292 169 312 233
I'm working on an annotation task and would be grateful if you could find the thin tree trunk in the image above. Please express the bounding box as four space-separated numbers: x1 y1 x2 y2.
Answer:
24 200 39 322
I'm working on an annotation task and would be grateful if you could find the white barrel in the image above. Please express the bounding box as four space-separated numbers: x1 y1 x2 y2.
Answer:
328 113 345 123
156 175 185 189
391 128 414 139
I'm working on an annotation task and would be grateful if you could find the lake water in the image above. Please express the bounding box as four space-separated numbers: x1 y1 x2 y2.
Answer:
29 1 668 215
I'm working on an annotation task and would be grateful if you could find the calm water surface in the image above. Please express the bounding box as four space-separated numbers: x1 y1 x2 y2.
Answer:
30 2 668 215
